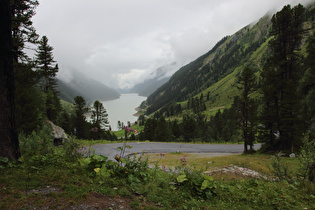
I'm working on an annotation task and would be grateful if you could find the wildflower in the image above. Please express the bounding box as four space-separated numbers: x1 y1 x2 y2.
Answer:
89 127 99 132
160 153 165 157
180 157 187 166
161 165 167 173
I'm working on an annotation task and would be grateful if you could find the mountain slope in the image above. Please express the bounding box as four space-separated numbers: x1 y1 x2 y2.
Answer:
146 14 271 115
130 62 178 97
57 73 120 104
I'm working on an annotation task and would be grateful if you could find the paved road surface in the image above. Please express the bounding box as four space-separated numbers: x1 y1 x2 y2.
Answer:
92 142 261 159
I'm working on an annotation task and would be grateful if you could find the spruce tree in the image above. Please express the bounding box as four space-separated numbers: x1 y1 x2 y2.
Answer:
74 96 88 139
0 0 20 160
237 67 257 153
35 36 59 92
144 118 158 141
15 62 45 133
11 0 44 133
91 100 109 130
299 19 315 131
11 0 39 62
154 116 172 142
35 35 61 122
260 4 306 152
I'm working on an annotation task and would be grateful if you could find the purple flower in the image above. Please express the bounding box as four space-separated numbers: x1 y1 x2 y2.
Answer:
125 126 135 132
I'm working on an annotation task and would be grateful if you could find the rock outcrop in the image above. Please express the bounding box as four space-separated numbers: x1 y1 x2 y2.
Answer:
45 120 68 146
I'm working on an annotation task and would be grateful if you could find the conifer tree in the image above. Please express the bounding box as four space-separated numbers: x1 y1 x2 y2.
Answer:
260 4 306 152
11 0 44 133
0 0 20 160
14 63 45 133
91 100 109 130
35 35 61 122
74 96 88 139
299 18 315 131
237 67 257 153
144 118 157 141
11 0 39 62
154 116 172 142
35 36 59 92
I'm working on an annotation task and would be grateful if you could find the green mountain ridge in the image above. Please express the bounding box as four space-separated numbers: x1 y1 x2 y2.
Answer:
146 5 313 116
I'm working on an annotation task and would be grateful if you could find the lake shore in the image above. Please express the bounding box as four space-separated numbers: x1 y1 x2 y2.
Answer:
133 107 142 117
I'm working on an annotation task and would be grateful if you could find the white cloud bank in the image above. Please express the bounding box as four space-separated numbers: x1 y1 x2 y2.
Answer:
31 0 314 89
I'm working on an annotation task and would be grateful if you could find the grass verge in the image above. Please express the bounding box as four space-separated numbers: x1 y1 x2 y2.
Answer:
1 129 314 209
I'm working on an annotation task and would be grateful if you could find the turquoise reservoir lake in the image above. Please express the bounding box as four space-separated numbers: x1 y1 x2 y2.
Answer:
101 93 146 131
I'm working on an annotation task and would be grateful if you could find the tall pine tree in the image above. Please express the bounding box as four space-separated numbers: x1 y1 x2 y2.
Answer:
299 7 315 132
35 36 59 92
11 0 44 133
260 4 306 152
73 96 89 139
91 100 109 130
35 35 61 122
11 0 39 62
0 0 20 160
237 67 257 153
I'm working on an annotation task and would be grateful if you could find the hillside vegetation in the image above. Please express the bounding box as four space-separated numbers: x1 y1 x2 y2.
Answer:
132 3 315 153
146 15 272 115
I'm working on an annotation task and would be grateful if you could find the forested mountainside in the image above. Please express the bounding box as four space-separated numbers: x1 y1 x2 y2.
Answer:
57 73 120 104
146 14 272 115
140 3 315 153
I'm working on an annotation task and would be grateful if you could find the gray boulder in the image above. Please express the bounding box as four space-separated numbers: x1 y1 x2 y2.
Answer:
45 120 68 146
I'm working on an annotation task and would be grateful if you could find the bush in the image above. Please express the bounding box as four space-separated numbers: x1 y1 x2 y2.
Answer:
19 125 54 159
270 154 294 182
299 132 315 182
19 125 82 168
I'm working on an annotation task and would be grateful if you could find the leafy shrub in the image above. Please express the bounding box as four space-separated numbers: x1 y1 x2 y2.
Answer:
19 126 82 168
0 157 9 169
175 168 217 200
299 133 315 182
19 125 54 158
270 154 294 182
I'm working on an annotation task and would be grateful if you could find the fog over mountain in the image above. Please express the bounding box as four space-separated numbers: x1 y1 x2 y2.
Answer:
57 72 120 104
130 62 179 96
32 0 314 90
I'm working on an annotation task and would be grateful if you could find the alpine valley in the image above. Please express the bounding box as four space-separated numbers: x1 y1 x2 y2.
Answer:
144 4 314 117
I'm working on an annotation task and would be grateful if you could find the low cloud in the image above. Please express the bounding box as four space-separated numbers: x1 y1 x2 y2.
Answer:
33 0 314 89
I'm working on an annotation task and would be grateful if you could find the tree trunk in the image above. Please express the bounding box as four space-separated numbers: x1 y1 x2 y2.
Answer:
0 0 20 160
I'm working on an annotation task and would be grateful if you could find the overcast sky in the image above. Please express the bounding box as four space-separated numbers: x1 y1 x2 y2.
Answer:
31 0 314 89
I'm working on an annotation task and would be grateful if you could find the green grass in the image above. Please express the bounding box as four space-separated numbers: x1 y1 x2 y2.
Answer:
1 152 314 209
74 139 121 146
144 153 298 176
1 131 314 209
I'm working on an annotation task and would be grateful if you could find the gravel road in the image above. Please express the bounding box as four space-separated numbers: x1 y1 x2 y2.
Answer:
91 142 261 159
